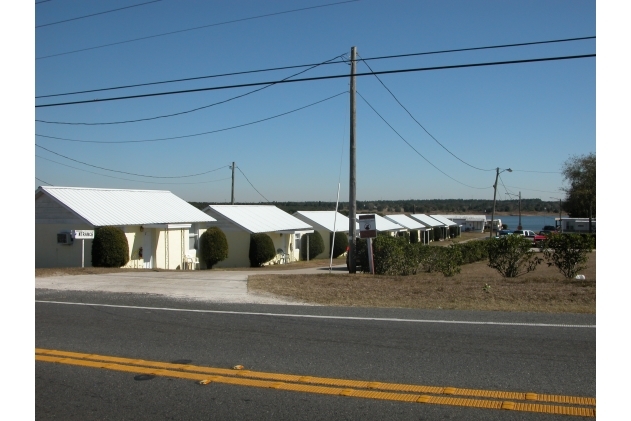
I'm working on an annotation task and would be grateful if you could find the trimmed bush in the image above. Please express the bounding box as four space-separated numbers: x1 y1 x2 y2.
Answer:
199 227 228 269
329 231 349 259
91 226 129 268
410 230 419 244
301 231 324 260
438 245 462 276
455 240 488 264
372 236 411 275
249 233 276 267
487 235 542 278
542 233 594 278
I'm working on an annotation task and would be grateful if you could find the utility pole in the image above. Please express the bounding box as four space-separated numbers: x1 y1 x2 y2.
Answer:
230 162 235 205
490 168 499 239
517 191 522 230
348 46 357 273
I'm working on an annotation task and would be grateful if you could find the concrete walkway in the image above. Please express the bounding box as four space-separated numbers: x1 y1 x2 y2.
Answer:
35 265 348 304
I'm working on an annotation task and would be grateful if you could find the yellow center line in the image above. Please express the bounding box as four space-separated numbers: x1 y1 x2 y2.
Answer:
35 348 595 417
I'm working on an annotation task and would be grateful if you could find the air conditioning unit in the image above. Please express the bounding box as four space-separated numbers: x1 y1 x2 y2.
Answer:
57 232 74 245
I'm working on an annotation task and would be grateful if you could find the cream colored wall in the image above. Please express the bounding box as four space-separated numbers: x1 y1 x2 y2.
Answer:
212 230 251 268
35 223 94 268
154 228 189 270
121 226 144 269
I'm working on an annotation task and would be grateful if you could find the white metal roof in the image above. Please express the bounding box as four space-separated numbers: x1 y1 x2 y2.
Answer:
293 211 349 232
36 186 216 226
204 205 313 233
430 215 459 226
437 214 487 222
357 214 405 232
409 214 445 227
384 214 426 230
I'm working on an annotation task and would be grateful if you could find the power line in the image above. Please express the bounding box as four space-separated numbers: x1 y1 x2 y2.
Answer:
36 0 164 28
36 0 359 59
36 154 231 185
35 144 229 178
36 91 346 144
35 176 53 185
357 91 490 190
236 166 269 202
358 53 495 172
36 36 595 99
36 54 345 125
35 54 596 108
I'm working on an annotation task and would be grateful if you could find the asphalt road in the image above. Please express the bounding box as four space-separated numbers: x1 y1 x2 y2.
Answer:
35 289 595 420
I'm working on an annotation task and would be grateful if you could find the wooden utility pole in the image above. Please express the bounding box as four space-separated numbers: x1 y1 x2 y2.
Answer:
517 191 522 230
348 46 357 273
490 168 499 239
231 162 235 205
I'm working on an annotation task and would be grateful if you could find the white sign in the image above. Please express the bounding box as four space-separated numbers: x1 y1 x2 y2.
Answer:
71 230 94 240
359 215 377 239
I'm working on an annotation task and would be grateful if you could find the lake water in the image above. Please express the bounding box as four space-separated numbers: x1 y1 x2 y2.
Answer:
492 215 568 231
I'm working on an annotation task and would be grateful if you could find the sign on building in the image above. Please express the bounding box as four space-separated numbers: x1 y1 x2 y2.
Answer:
359 214 377 238
71 230 94 240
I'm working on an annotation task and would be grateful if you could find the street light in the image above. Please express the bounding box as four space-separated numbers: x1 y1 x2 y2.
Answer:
489 167 512 239
550 197 563 233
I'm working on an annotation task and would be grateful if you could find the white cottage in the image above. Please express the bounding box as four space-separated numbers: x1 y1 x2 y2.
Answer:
437 215 486 233
202 205 313 268
292 211 350 259
384 214 432 244
409 214 447 241
430 215 461 238
35 186 216 269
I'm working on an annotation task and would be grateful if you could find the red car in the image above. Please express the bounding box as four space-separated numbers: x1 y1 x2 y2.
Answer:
512 230 546 247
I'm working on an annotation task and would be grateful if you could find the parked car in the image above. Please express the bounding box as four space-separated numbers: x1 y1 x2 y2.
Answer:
496 229 513 237
513 230 546 247
542 225 558 231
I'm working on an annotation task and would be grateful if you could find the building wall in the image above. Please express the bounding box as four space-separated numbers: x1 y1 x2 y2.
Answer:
35 223 95 268
154 227 189 270
213 230 251 268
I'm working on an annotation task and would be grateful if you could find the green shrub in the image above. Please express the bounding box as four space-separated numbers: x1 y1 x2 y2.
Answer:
372 236 411 275
329 231 349 259
419 245 443 273
438 245 462 276
91 226 129 268
199 227 228 269
354 238 369 272
300 231 324 260
487 235 542 278
542 233 594 278
455 240 489 264
249 233 276 267
433 227 441 242
410 230 419 244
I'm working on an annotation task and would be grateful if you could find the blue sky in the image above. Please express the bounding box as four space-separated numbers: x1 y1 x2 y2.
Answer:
34 0 596 203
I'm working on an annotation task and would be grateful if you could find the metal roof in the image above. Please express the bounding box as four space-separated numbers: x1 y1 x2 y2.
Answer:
430 215 459 226
384 214 426 230
293 211 349 232
437 214 487 222
204 205 313 233
357 214 405 231
36 186 216 226
409 214 445 227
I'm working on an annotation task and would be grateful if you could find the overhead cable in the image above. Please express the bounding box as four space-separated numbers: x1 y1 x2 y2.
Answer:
36 0 164 28
35 91 346 143
35 144 228 178
36 0 359 59
36 36 595 99
35 54 596 108
36 154 231 185
36 54 346 125
358 53 495 172
357 91 490 190
35 176 53 185
237 167 270 202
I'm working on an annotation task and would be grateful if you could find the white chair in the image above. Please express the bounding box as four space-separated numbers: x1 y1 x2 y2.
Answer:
276 248 288 264
185 249 200 270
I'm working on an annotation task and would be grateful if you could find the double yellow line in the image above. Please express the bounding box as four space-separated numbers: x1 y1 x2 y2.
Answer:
36 348 595 417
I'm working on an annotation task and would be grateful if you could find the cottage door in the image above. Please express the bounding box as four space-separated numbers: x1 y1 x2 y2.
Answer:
143 229 154 269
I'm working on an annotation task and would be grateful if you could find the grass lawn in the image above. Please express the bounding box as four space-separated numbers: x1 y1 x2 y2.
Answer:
248 251 596 314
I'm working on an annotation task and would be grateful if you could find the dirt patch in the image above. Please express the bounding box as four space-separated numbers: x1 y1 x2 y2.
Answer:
248 252 596 313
